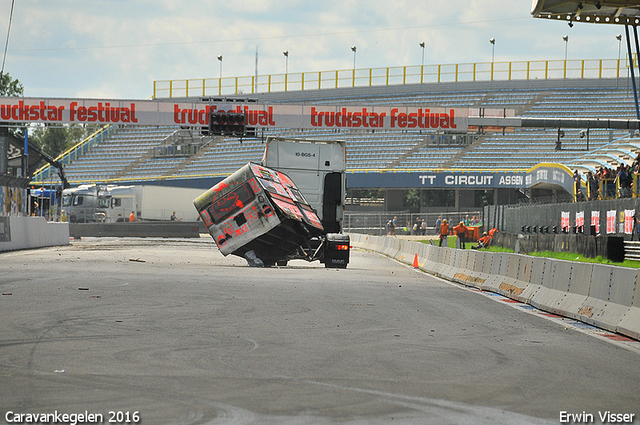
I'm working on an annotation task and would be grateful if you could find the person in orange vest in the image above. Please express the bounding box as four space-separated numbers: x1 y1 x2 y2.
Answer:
439 219 449 247
472 232 492 249
453 221 468 249
129 211 136 222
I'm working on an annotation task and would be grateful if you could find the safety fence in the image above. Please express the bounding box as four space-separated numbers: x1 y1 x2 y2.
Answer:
349 233 640 340
487 198 640 236
153 57 630 98
343 210 482 236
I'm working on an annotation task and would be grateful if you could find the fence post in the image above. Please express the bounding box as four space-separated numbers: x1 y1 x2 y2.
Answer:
545 61 549 79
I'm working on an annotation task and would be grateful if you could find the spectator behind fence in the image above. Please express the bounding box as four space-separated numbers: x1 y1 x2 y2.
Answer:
439 219 449 247
453 221 468 249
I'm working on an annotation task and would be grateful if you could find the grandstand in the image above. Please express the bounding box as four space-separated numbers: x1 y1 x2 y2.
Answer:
32 74 640 209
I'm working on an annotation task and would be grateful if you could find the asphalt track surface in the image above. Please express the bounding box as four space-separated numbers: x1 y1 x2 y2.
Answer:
1 237 639 425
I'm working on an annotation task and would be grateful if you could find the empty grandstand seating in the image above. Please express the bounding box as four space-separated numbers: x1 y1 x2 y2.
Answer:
38 78 640 185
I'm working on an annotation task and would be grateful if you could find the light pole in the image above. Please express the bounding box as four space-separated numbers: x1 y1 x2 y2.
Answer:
616 33 623 80
419 41 425 67
283 51 289 91
489 38 495 63
562 35 569 61
351 45 357 70
283 51 289 74
217 55 223 79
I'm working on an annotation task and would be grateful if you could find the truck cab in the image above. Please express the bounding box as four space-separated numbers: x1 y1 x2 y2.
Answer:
261 137 346 234
261 137 349 268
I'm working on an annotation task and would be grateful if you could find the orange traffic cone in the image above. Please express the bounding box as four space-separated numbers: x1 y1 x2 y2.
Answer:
413 253 419 269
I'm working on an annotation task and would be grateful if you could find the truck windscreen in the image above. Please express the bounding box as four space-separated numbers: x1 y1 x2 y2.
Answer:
208 182 255 224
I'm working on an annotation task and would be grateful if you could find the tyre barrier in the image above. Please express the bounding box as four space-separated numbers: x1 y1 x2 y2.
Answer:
350 234 640 341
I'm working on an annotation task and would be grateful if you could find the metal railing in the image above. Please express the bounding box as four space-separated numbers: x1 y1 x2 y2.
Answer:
30 125 118 184
153 57 632 99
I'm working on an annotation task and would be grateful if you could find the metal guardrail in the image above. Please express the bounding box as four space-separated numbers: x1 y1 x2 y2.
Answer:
153 57 632 98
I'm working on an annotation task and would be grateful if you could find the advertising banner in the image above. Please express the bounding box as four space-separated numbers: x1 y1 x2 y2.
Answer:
607 210 616 234
591 210 600 234
575 211 584 229
624 209 635 234
0 97 469 132
561 211 570 231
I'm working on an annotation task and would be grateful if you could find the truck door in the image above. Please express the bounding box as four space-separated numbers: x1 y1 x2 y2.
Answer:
322 172 342 233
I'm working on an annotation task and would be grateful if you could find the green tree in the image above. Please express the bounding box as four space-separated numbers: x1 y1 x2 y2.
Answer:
0 72 24 96
29 124 98 158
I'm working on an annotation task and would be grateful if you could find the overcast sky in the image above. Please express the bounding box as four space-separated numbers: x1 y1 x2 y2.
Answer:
0 0 629 100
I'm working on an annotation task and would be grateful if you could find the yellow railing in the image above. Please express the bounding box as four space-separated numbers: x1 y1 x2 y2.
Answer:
30 125 117 185
153 58 633 99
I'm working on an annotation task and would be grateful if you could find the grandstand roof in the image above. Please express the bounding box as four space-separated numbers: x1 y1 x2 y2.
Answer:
532 0 640 25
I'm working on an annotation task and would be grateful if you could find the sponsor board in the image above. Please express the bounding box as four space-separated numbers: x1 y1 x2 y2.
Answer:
0 97 469 132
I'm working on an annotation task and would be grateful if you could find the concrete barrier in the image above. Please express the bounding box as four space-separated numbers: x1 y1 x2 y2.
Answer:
520 257 549 303
581 266 638 333
617 272 640 340
0 216 69 252
69 222 201 238
555 262 594 321
350 234 640 340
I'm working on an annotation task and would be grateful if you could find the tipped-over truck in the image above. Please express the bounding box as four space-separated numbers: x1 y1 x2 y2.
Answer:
194 137 349 268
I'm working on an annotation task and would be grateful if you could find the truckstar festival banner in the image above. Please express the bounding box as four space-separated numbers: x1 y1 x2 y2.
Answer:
0 97 469 132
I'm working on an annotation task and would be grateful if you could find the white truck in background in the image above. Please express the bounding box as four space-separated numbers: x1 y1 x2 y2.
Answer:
261 136 347 234
62 184 203 223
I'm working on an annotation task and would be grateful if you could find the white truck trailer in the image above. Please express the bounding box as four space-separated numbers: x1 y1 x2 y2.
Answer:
62 184 203 223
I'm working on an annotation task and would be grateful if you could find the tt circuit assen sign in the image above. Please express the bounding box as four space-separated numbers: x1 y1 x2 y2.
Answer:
0 97 469 132
349 171 526 189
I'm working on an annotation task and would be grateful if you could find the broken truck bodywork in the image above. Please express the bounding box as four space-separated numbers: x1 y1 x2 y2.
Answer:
194 162 330 267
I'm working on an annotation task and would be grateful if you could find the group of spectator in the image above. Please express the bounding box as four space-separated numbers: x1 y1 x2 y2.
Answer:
385 214 494 249
577 155 640 201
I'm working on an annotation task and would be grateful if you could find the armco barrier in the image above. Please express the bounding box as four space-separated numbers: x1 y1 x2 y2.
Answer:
350 234 639 341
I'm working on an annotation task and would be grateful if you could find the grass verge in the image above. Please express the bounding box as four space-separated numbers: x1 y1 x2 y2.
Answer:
417 236 640 268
